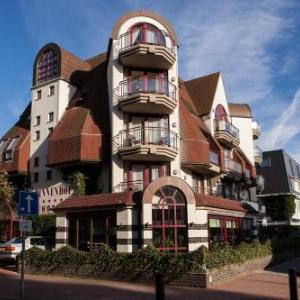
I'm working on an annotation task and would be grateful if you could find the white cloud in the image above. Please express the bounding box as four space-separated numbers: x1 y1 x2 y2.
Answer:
17 0 300 154
262 87 300 150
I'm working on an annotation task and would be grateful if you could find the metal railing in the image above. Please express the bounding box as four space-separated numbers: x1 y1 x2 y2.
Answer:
252 120 261 132
256 175 264 188
113 180 144 193
119 76 176 101
192 186 241 200
214 119 240 140
209 151 219 165
119 26 176 54
225 159 243 174
244 169 251 179
254 146 263 158
192 186 223 197
115 127 178 151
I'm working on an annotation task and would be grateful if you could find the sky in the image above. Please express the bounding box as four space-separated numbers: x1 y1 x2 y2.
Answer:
0 0 300 160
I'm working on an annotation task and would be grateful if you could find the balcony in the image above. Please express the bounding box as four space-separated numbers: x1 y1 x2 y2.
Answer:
214 119 240 147
252 120 261 139
118 76 176 114
254 146 263 165
243 169 252 185
114 126 178 161
209 151 221 174
119 27 176 69
192 186 223 197
225 159 243 179
113 180 144 193
256 174 264 191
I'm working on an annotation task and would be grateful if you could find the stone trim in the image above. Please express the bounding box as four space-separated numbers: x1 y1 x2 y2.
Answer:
116 224 152 231
188 223 208 230
188 237 208 243
55 239 67 244
56 226 67 232
111 10 178 45
143 176 195 204
117 238 141 245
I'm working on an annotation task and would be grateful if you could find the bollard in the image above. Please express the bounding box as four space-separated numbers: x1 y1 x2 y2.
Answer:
289 268 298 300
155 273 165 300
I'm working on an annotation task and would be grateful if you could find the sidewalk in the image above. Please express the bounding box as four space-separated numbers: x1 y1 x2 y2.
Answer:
0 257 299 300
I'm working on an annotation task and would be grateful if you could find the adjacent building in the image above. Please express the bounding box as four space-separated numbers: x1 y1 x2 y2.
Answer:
0 11 262 251
259 150 300 225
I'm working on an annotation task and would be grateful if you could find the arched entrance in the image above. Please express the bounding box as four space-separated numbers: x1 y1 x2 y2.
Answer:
142 176 196 253
152 186 187 253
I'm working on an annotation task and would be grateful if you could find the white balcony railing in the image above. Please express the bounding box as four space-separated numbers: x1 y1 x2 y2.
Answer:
225 159 242 174
214 119 240 140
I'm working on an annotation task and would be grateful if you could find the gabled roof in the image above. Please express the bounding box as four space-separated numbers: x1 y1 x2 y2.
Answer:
179 82 210 166
195 193 257 214
228 103 252 118
53 192 135 210
184 72 220 116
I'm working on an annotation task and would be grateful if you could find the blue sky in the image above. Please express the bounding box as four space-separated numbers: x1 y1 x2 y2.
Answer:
1 0 300 160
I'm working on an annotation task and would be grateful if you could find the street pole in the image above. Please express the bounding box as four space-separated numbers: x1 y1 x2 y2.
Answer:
20 217 25 300
288 268 298 300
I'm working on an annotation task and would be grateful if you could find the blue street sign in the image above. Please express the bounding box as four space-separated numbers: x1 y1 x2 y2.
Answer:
18 191 39 216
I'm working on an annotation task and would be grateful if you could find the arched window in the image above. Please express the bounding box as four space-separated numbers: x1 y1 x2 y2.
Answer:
215 104 227 120
129 23 166 47
152 186 187 253
36 48 59 84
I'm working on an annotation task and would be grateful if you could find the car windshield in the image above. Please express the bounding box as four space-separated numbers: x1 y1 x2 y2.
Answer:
6 237 23 244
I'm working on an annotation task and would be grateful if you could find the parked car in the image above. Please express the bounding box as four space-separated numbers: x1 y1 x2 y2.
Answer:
0 236 52 263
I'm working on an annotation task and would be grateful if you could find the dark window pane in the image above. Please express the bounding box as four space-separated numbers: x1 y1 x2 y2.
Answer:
153 229 163 248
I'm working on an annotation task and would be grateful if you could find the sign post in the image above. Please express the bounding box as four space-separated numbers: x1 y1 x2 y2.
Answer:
18 191 38 300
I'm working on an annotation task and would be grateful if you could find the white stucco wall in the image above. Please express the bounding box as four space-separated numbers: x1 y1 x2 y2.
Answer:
231 116 255 164
30 79 76 213
108 15 180 190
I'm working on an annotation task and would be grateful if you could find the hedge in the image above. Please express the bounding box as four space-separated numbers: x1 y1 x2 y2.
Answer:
25 237 300 273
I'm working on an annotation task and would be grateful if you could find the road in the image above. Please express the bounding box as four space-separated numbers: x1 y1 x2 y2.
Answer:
0 257 299 300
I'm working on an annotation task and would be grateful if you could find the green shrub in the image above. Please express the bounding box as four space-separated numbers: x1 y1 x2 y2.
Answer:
25 237 300 274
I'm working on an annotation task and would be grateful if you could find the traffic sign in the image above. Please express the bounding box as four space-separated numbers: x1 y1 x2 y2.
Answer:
18 191 39 216
19 220 32 232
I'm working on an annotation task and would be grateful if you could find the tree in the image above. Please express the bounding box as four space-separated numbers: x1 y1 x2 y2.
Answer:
68 172 87 196
263 194 296 222
0 170 15 210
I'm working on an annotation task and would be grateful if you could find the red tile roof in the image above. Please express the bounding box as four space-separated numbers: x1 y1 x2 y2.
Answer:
228 103 252 118
185 72 220 116
0 104 31 173
47 107 102 166
195 193 257 214
53 192 135 210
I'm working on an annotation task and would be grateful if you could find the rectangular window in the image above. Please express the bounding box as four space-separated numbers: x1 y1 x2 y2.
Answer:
49 85 55 96
35 116 41 126
48 127 53 136
0 140 7 161
48 112 54 123
4 150 12 161
34 157 39 168
36 90 42 100
261 157 271 167
34 131 40 141
34 172 39 183
46 170 52 181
